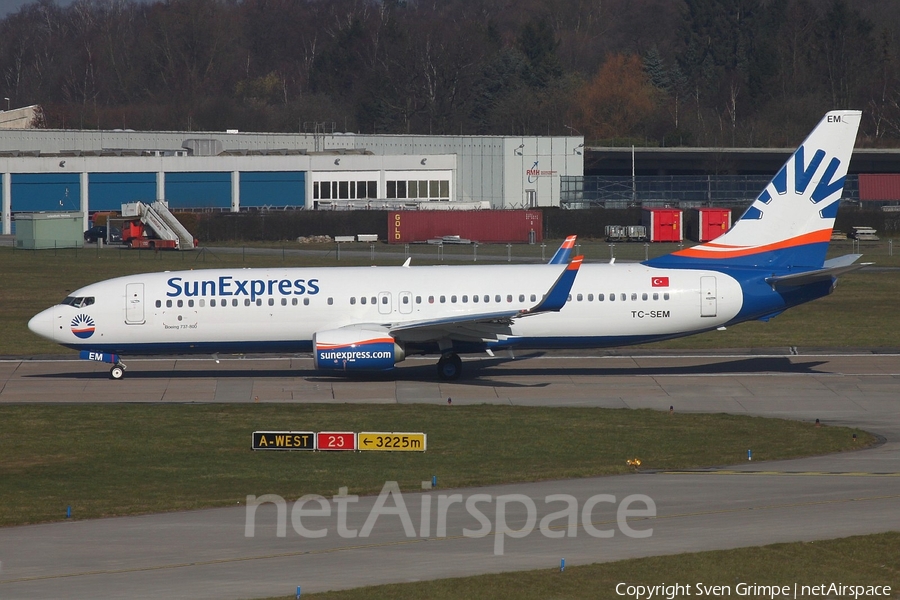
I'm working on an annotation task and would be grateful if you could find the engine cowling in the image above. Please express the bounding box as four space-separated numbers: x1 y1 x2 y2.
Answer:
313 329 405 372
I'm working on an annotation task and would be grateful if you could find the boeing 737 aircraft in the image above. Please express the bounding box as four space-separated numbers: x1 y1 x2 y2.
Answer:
29 111 864 380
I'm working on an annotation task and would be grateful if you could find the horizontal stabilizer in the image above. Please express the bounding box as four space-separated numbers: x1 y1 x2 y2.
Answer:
765 254 869 289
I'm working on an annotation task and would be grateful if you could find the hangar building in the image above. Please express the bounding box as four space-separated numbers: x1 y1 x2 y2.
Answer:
0 128 585 235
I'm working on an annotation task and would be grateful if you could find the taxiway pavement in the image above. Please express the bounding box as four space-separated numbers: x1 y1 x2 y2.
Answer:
1 352 899 599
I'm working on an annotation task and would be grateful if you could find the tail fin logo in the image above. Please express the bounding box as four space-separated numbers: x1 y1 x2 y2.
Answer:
744 145 843 223
644 110 861 269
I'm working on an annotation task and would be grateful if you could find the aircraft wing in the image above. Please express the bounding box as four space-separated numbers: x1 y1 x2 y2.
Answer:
765 254 870 289
389 256 584 340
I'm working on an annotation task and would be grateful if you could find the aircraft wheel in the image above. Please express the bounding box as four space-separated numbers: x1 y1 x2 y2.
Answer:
437 354 462 381
110 365 125 380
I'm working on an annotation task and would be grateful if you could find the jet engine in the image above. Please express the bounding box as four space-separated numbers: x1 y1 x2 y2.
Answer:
312 329 405 372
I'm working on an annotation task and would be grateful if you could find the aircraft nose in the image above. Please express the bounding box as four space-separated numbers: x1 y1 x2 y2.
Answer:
28 307 57 342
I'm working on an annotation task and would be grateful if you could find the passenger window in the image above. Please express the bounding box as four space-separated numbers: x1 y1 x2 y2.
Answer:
621 293 627 301
166 300 173 308
256 299 262 306
653 293 659 300
507 295 512 303
588 294 593 301
155 300 161 308
631 293 637 301
303 298 309 306
328 298 334 305
402 296 409 304
350 297 356 305
292 298 298 306
381 296 388 304
440 295 446 303
462 295 468 303
598 294 604 301
495 295 501 303
281 298 287 306
177 299 183 308
416 296 422 304
211 299 217 307
371 297 376 304
519 294 525 302
245 299 251 306
472 295 478 303
268 298 274 306
577 293 583 301
664 293 670 300
567 294 572 301
610 294 615 302
232 299 238 306
484 295 490 303
188 299 194 307
642 293 648 301
199 299 205 307
530 294 536 302
429 296 435 304
451 295 457 303
360 297 366 304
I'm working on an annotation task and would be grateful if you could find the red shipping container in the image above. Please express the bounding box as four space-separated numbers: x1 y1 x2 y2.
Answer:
642 208 683 242
388 210 543 244
859 174 900 201
696 208 732 242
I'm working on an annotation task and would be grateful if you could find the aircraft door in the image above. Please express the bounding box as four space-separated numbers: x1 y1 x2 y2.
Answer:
700 276 717 317
399 291 413 314
125 283 145 324
378 292 392 315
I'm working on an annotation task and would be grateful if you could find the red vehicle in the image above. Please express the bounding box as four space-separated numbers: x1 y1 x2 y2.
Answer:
121 220 178 250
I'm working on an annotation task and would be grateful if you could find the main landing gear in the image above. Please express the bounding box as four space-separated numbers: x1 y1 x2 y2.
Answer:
436 353 462 380
109 361 127 380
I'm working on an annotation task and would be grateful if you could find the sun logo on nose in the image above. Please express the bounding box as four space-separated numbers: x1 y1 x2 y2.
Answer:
70 313 96 339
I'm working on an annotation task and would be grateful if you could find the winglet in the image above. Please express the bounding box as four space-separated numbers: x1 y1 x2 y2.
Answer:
548 235 577 264
524 255 584 314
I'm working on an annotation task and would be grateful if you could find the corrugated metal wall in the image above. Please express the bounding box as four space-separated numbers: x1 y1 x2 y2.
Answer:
165 172 231 209
859 174 900 201
240 171 306 208
89 172 157 211
388 210 542 244
11 173 81 212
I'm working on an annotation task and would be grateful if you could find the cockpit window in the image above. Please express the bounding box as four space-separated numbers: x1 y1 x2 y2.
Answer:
61 296 95 308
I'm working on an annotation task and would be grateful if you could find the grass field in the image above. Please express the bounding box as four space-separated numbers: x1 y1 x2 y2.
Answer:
2 241 900 356
288 532 900 600
0 404 873 526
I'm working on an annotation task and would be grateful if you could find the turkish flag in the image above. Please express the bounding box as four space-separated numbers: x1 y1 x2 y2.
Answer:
651 277 669 287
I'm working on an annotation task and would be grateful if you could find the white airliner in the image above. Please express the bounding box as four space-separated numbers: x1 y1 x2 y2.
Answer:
29 111 864 380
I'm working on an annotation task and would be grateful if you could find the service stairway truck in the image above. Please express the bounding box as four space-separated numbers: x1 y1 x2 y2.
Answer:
120 201 197 250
